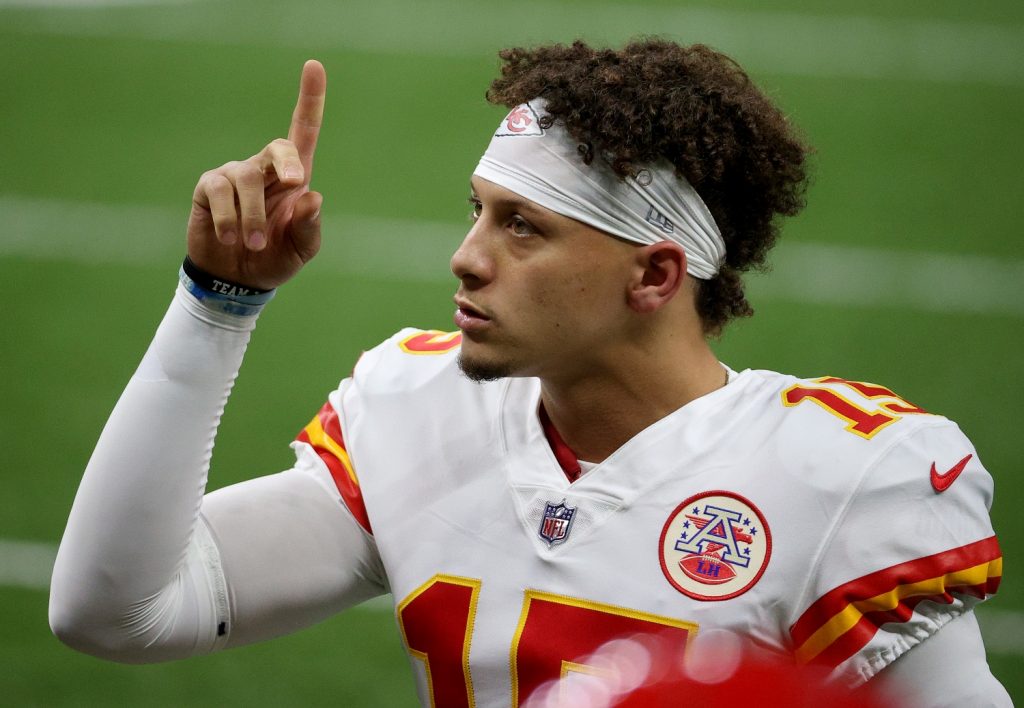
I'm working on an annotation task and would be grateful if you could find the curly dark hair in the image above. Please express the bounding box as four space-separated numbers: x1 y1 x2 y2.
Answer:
487 39 811 335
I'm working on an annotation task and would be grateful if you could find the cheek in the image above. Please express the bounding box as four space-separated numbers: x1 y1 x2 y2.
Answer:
529 270 621 335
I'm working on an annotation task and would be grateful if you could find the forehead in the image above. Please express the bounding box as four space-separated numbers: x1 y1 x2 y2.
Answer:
470 175 555 217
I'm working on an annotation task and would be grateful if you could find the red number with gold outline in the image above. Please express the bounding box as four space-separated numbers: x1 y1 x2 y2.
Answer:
782 377 928 439
398 575 481 708
397 577 696 707
511 590 696 705
399 330 463 355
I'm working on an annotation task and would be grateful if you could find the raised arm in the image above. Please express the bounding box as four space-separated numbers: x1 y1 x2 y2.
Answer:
49 61 385 663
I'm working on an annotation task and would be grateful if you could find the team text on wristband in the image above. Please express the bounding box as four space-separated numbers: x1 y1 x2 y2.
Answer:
179 256 276 317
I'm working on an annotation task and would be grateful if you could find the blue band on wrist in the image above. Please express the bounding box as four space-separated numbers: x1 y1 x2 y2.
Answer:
179 259 275 316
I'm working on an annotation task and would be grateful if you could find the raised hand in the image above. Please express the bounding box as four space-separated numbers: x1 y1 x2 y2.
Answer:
186 60 327 289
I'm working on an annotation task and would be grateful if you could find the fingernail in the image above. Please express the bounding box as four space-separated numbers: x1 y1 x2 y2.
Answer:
247 231 266 250
284 168 302 181
221 230 237 245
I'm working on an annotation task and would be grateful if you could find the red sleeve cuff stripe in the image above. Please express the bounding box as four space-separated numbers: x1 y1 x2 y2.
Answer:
803 578 997 669
791 536 1000 645
790 536 1000 666
296 403 373 534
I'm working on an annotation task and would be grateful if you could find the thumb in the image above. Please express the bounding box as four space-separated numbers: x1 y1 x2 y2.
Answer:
290 190 323 263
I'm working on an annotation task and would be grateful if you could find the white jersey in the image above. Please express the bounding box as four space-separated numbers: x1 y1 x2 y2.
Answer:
292 328 1001 706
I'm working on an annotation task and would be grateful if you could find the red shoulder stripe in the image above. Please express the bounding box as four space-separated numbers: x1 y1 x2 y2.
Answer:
295 402 372 534
790 536 1000 667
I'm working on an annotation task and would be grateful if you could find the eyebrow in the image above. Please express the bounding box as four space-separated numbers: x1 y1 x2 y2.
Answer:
468 181 550 219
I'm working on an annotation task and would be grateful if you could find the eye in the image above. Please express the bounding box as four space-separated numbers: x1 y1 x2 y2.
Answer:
509 215 536 238
467 196 482 221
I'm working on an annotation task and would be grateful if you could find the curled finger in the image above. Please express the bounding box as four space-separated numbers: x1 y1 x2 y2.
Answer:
258 138 304 186
230 162 268 251
199 172 239 246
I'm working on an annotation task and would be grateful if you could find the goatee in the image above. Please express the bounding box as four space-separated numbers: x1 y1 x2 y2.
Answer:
457 353 512 382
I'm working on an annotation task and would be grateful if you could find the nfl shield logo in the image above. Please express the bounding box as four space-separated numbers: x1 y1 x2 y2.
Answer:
539 499 577 546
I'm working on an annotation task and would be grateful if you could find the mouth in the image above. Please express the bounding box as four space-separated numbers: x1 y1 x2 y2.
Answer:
453 296 492 333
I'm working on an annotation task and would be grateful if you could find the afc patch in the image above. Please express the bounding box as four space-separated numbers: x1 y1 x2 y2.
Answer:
659 490 772 601
538 499 576 546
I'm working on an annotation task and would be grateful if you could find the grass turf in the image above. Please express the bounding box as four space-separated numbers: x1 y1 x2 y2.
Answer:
2 0 1021 702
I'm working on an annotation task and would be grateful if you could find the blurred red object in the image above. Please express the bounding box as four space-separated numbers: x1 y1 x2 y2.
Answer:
522 629 886 708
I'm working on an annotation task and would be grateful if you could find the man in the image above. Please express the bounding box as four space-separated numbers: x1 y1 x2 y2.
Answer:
50 41 1008 706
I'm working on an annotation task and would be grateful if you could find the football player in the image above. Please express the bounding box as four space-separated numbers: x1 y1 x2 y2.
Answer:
50 41 1009 706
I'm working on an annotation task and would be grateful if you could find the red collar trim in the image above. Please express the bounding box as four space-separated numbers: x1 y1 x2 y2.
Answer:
538 403 582 483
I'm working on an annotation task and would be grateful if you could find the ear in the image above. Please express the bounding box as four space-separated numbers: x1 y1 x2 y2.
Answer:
627 241 687 314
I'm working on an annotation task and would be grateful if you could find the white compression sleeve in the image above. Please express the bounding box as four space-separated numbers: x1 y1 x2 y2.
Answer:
50 285 384 663
871 611 1012 707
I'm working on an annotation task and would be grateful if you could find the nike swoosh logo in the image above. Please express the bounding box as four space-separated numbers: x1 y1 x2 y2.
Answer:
930 453 973 492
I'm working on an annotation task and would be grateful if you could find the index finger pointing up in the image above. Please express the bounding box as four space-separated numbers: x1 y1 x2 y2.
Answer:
288 59 327 184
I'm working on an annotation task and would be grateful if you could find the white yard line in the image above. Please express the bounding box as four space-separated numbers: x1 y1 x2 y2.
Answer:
7 537 1022 655
0 1 1022 86
0 0 197 6
748 241 1024 318
0 539 58 590
1 193 1021 317
976 607 1024 658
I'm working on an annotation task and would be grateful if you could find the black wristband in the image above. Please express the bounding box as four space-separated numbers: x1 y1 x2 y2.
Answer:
181 256 273 297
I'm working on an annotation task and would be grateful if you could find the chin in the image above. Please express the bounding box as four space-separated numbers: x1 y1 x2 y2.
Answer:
457 351 515 383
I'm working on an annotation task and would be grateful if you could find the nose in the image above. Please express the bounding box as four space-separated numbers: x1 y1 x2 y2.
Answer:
450 220 494 285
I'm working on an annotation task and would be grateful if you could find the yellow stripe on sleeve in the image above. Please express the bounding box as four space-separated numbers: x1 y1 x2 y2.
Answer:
303 415 359 486
795 558 1001 664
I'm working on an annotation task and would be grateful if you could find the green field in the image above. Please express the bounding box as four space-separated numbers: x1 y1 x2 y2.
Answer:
2 0 1022 704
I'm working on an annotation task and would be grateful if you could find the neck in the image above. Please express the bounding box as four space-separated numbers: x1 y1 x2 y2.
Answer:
538 332 726 464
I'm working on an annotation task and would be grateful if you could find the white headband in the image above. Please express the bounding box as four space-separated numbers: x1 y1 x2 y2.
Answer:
473 100 726 279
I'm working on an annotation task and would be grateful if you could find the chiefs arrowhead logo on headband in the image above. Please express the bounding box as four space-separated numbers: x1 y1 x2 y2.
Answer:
496 104 545 137
474 99 726 280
